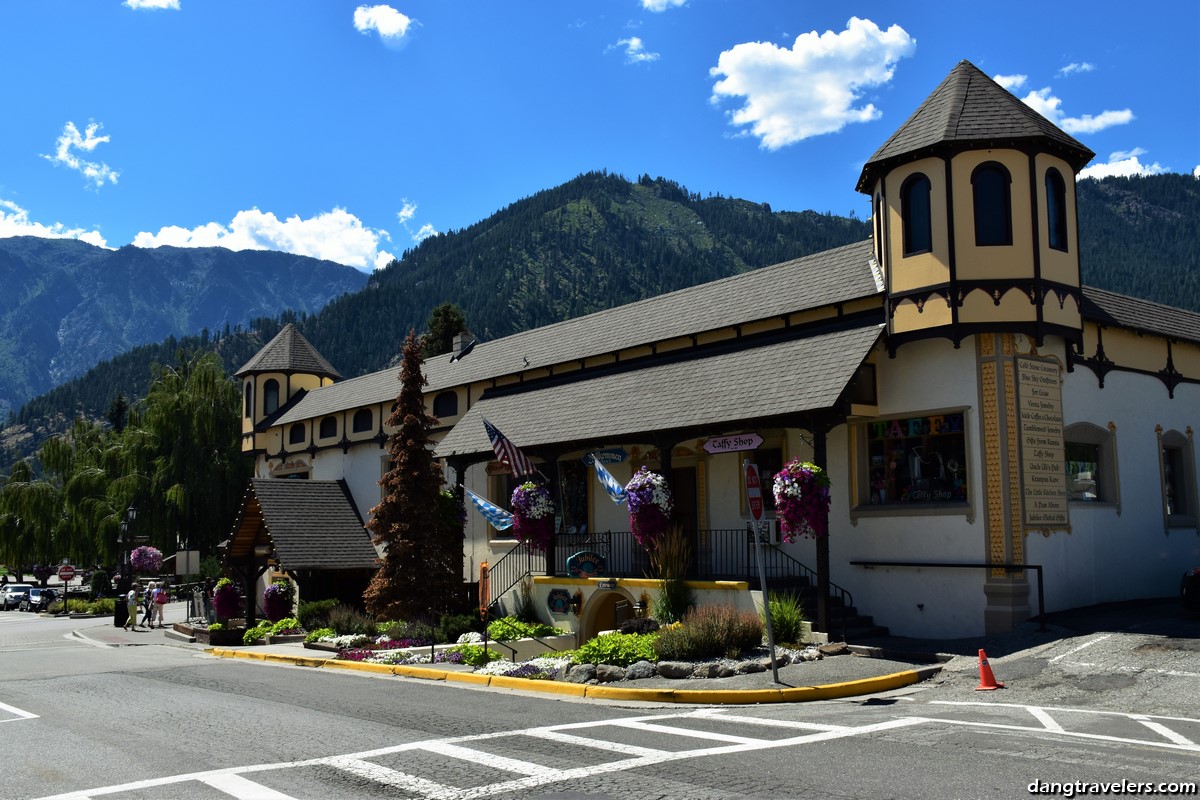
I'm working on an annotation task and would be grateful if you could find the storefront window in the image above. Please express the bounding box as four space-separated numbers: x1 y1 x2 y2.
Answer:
863 412 968 506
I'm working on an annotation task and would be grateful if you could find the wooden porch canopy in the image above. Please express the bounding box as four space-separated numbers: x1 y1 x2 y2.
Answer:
227 479 379 573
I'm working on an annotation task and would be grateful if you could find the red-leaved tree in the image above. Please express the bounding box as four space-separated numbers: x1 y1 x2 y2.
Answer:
363 330 461 621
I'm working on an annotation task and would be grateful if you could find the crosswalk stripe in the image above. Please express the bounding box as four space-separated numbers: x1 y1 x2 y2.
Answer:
698 712 849 732
420 741 564 777
198 773 299 800
1131 716 1196 747
523 728 670 757
327 755 455 797
606 719 764 744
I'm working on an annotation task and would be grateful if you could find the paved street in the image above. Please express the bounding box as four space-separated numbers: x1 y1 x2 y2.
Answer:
1 603 1198 799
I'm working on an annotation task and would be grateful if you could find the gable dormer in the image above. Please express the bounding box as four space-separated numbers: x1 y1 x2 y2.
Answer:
234 323 342 454
857 60 1094 354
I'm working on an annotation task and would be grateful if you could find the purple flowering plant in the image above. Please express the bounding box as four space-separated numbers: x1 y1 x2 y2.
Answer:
129 546 163 575
772 459 831 541
510 481 555 552
262 579 293 622
625 467 673 548
212 577 241 622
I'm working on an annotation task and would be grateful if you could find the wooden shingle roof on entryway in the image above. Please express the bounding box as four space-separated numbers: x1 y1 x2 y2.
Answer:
227 479 378 570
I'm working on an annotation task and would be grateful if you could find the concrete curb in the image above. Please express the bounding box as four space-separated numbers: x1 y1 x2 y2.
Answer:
206 648 940 705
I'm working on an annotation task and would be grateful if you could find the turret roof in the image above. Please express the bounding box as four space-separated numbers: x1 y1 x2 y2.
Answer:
857 60 1094 192
234 323 342 380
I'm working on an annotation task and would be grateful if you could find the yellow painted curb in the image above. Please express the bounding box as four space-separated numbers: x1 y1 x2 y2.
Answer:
204 649 933 705
490 676 587 696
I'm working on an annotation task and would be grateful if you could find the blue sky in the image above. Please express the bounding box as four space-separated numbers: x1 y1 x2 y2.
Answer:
1 0 1197 273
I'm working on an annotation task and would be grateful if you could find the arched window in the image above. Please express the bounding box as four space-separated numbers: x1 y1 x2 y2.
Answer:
263 379 280 415
352 408 374 434
319 416 337 440
288 423 306 445
243 382 252 418
1046 168 1068 252
433 391 459 418
971 162 1012 246
900 174 932 255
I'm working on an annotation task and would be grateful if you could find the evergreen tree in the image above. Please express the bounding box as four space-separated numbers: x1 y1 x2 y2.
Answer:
106 393 129 433
364 330 460 620
424 302 468 357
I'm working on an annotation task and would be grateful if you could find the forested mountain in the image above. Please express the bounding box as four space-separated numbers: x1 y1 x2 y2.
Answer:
0 238 366 420
3 170 1197 470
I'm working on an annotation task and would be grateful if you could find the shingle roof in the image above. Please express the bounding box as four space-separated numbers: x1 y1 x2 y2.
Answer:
276 240 881 425
857 60 1094 192
241 479 378 570
1081 286 1200 345
235 323 342 380
434 323 883 459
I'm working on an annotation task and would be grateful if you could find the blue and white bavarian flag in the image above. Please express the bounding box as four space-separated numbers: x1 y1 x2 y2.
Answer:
591 454 628 506
464 488 514 530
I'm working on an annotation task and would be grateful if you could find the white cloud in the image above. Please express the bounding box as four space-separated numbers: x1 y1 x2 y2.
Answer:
353 5 413 43
42 121 120 189
1058 62 1094 77
395 200 438 244
1194 165 1200 179
1079 149 1169 180
642 0 686 11
0 199 108 247
123 0 180 8
611 36 660 64
1017 86 1133 135
993 73 1027 91
710 17 916 150
132 208 395 272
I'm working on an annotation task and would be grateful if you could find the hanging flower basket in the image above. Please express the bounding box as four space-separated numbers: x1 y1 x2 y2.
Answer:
129 545 163 575
772 460 831 542
625 467 673 549
511 482 555 552
212 577 241 622
262 579 293 622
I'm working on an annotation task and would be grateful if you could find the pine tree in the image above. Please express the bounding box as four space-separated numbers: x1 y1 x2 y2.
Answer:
364 330 460 620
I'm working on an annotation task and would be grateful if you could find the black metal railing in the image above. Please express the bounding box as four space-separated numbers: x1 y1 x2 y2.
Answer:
486 527 856 634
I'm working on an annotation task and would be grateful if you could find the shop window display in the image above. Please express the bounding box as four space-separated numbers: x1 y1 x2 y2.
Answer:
864 412 968 506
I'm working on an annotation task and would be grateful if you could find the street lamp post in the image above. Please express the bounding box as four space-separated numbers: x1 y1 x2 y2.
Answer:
114 505 137 628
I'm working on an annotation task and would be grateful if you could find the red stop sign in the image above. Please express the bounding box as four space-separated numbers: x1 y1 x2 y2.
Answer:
745 463 764 521
58 565 76 582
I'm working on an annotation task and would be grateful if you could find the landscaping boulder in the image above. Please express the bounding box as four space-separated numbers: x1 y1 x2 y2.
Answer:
818 642 851 656
624 660 657 681
692 661 738 679
595 664 626 683
655 661 693 679
735 660 766 674
565 664 597 684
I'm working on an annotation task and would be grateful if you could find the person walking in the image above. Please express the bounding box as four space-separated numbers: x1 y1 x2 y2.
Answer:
140 581 155 628
152 583 168 628
123 583 140 631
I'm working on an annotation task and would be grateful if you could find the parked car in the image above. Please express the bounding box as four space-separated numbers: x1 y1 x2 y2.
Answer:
20 587 58 613
1182 567 1200 612
2 584 33 610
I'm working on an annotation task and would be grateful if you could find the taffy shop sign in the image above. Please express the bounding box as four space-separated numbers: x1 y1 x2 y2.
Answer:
868 413 964 440
703 433 763 454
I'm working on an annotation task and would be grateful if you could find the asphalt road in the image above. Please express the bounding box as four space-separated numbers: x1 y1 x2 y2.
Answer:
1 603 1197 800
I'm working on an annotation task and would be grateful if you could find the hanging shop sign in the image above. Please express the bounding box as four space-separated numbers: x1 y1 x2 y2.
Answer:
582 449 628 465
703 433 763 454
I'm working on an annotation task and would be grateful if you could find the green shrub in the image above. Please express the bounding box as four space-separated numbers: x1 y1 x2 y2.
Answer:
437 612 482 644
208 623 226 632
445 644 500 667
378 619 435 643
305 627 335 643
89 571 112 600
653 604 763 661
649 525 694 622
326 604 378 636
574 632 659 667
243 622 272 645
297 598 338 629
619 617 661 635
486 616 565 641
89 598 116 615
763 591 807 645
270 617 303 635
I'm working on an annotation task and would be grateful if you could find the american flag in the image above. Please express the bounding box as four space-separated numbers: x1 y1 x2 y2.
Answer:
464 488 514 531
482 418 536 478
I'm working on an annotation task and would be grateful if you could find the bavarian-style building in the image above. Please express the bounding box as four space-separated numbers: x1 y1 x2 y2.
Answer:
229 61 1200 641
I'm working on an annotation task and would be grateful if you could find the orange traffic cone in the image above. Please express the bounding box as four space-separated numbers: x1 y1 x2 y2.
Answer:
975 648 1005 691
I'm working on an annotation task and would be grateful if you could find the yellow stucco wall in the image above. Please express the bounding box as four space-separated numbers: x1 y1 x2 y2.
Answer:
951 149 1035 281
881 157 951 292
1034 153 1081 286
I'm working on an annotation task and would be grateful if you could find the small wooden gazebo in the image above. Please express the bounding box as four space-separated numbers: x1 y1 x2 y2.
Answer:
225 478 379 624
